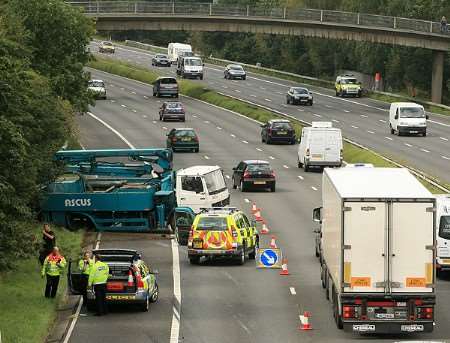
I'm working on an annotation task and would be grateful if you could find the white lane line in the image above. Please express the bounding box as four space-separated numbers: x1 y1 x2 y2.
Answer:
260 87 266 90
311 186 318 191
276 91 283 95
442 156 450 160
360 115 368 118
110 100 116 104
385 136 393 141
420 148 430 153
170 239 181 343
343 110 350 113
62 290 84 342
244 198 250 203
404 143 412 147
216 126 222 130
289 287 297 295
351 125 359 129
222 85 228 89
440 137 449 141
297 175 304 180
332 119 340 123
256 148 263 152
230 134 236 138
120 87 125 90
250 94 257 98
429 119 450 128
152 120 157 124
86 112 135 148
281 104 287 108
297 109 304 112
269 156 275 160
312 113 322 118
143 95 149 99
235 317 251 335
283 165 289 169
162 126 168 130
225 174 231 179
367 130 375 134
204 155 210 160
234 89 241 93
132 109 137 113
264 98 272 102
325 105 332 108
379 119 387 123
204 120 210 124
142 115 147 118
131 91 136 94
192 114 198 118
242 140 249 144
121 104 127 108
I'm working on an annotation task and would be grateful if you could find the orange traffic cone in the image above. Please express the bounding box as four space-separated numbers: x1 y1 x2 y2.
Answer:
260 222 270 235
299 311 313 330
280 258 290 275
269 235 277 249
251 203 258 213
254 209 263 222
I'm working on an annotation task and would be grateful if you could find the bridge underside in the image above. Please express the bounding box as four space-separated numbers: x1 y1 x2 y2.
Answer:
93 15 449 102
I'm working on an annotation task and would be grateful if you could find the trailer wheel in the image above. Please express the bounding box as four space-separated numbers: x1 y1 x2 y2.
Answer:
332 287 343 329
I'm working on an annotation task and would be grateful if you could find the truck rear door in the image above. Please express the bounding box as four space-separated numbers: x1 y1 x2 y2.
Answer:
343 202 386 293
324 130 341 162
309 130 326 162
390 202 434 293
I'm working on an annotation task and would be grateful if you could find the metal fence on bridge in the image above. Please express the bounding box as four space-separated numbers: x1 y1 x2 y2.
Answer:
68 1 450 36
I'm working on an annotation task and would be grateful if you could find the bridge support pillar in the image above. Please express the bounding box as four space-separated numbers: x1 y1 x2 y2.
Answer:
431 50 444 104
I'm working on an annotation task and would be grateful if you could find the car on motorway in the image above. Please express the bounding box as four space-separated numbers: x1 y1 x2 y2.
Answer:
159 101 185 122
187 207 258 265
224 64 246 80
87 79 107 99
98 41 115 54
176 56 204 80
232 160 276 192
335 74 362 97
151 53 171 67
286 87 313 105
166 128 199 152
68 249 158 312
153 77 179 98
389 102 428 136
260 119 296 144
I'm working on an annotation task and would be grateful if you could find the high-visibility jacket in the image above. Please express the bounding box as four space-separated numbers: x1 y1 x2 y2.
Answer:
78 258 94 275
41 254 66 277
88 261 109 286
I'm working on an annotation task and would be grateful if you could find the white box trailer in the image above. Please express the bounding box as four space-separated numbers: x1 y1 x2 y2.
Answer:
314 167 436 334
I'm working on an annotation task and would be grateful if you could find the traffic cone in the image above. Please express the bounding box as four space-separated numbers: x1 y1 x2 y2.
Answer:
269 235 277 249
280 258 290 275
254 209 263 222
251 202 258 213
299 311 313 330
260 222 270 235
127 270 134 287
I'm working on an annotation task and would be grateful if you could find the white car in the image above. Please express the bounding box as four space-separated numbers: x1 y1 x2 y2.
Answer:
88 79 107 100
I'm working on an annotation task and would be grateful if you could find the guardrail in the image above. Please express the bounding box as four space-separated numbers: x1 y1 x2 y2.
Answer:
70 1 450 36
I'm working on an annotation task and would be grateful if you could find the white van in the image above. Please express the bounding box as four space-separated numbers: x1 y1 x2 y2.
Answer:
176 165 230 213
436 194 450 276
297 122 343 171
389 102 428 136
176 56 204 80
167 43 192 64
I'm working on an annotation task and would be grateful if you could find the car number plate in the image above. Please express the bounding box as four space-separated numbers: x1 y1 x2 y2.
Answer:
193 240 203 249
182 138 191 141
254 181 266 185
278 131 287 135
442 259 450 264
312 154 322 158
410 130 418 133
106 295 135 300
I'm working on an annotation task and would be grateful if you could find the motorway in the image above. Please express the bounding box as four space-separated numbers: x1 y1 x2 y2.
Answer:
68 68 450 342
89 41 450 185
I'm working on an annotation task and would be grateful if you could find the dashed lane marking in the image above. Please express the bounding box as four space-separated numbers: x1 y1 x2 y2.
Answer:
351 125 359 129
269 156 275 160
242 140 249 144
311 186 318 191
256 148 263 152
283 165 289 169
440 137 449 141
385 136 393 141
204 155 210 160
404 143 412 147
289 287 297 295
367 130 375 134
420 148 430 153
244 198 250 203
332 119 340 123
312 113 322 117
264 98 272 102
297 175 304 180
230 134 236 138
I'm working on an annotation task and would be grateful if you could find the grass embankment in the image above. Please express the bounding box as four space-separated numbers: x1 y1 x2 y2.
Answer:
0 224 83 343
88 56 447 193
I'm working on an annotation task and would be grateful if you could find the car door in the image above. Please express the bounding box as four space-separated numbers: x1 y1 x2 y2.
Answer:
241 213 256 248
261 123 267 140
173 207 196 245
167 129 175 147
233 162 245 186
234 214 246 246
68 259 83 295
159 103 165 117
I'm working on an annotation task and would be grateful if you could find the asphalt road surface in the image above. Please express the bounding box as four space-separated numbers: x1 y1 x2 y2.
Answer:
68 69 450 343
89 41 450 185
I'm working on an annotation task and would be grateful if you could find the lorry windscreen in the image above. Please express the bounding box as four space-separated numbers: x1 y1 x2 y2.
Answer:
204 170 227 195
400 107 425 118
439 216 450 239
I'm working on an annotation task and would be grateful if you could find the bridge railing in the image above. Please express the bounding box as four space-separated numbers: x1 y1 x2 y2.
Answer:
68 1 450 36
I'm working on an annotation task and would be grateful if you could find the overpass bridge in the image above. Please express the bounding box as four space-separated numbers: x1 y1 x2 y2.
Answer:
70 1 450 103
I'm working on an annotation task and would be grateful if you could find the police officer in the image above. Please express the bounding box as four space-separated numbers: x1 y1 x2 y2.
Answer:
78 251 93 305
41 247 66 298
88 254 109 316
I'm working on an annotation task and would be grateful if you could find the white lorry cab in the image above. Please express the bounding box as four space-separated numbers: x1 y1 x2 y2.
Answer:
298 122 343 171
389 102 428 136
436 194 450 276
176 165 230 213
176 56 204 80
167 43 192 64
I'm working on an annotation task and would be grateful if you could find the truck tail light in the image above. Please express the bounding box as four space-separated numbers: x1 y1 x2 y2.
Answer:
243 171 251 179
417 307 433 320
343 305 359 319
306 148 310 157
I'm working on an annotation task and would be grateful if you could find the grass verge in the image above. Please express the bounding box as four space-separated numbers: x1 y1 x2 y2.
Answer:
0 224 83 343
88 56 448 194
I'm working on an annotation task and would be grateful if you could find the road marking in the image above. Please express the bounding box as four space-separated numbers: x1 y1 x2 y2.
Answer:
132 109 137 113
281 104 287 107
142 115 147 118
192 114 198 117
225 174 231 179
325 105 332 108
87 112 135 148
204 155 210 160
379 119 387 123
216 126 222 130
120 87 125 90
343 110 350 113
121 104 127 108
162 126 168 130
143 95 149 99
442 156 450 160
204 120 210 124
244 198 250 203
289 287 297 295
404 143 412 147
351 125 359 129
152 120 157 124
250 94 257 97
311 186 318 191
420 148 430 153
385 136 393 141
312 113 322 118
222 85 228 89
297 175 304 180
242 140 249 144
234 89 241 93
260 87 266 90
360 114 368 118
332 119 340 123
269 156 275 160
367 130 375 134
131 91 136 94
170 239 181 343
283 165 289 169
110 100 116 103
440 137 449 141
264 98 272 102
276 91 283 95
230 134 236 138
256 148 263 152
297 109 304 112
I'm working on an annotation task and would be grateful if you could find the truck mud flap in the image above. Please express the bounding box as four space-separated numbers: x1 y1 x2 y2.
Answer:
344 322 434 334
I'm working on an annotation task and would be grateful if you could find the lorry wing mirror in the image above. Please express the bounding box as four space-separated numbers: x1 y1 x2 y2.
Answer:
203 63 205 67
394 114 398 120
313 207 322 223
426 114 429 119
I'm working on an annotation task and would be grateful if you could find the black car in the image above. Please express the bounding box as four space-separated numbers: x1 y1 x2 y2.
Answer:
261 119 296 144
152 54 170 67
167 128 199 152
224 64 246 80
286 87 313 105
153 77 178 98
159 101 185 122
232 160 276 192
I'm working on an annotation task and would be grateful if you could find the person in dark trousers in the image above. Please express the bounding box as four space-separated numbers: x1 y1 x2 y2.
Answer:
78 251 93 305
88 254 110 316
41 247 66 298
39 223 56 265
441 16 448 33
